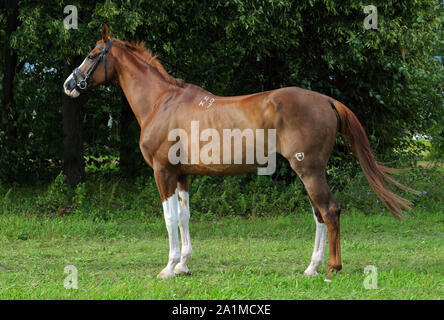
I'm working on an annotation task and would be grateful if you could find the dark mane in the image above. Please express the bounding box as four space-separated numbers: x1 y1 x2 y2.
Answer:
121 40 184 87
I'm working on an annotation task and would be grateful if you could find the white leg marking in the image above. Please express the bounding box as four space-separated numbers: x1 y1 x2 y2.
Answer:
174 190 192 275
304 207 327 277
157 189 181 279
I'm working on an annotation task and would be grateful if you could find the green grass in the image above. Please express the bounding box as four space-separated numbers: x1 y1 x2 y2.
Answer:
0 208 442 299
0 163 442 299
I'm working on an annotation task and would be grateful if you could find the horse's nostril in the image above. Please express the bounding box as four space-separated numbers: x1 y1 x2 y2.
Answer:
65 78 76 91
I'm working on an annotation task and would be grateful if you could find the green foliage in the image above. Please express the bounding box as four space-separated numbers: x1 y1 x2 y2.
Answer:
35 172 72 215
335 163 444 216
0 0 443 183
189 175 307 218
2 161 442 222
72 182 87 206
84 155 119 174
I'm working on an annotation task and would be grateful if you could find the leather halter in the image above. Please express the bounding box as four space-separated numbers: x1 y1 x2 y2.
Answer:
72 39 114 90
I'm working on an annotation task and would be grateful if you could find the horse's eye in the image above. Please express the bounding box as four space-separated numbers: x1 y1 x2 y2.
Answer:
88 55 95 60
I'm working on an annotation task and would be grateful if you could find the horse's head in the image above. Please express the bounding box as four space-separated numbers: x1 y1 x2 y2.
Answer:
64 24 116 98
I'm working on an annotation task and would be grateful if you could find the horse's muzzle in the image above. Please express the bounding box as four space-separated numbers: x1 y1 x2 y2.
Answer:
63 75 80 98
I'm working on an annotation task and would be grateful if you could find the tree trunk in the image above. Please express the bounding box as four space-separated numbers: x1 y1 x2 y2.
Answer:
62 58 86 187
119 90 138 177
1 0 19 139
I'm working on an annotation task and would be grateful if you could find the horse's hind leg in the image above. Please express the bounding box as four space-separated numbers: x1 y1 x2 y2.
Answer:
290 160 342 281
304 204 327 277
303 173 341 281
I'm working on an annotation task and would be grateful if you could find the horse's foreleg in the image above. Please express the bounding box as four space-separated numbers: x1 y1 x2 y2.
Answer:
154 168 180 279
174 176 192 275
304 206 327 277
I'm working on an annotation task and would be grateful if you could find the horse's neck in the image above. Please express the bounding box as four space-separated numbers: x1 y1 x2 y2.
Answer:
114 47 174 127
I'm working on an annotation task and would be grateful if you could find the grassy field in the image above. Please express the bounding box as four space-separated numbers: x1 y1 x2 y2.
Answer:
0 162 442 299
0 207 442 299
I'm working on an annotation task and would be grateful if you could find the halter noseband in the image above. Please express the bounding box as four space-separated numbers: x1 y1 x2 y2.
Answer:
72 39 114 90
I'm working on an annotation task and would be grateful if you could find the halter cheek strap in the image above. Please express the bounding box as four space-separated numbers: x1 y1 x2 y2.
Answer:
72 39 114 90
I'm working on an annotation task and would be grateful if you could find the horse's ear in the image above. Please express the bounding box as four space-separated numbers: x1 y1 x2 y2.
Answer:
101 24 110 42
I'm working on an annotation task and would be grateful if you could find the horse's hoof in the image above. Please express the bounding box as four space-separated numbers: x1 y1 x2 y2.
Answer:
304 268 319 277
157 270 175 279
174 264 190 276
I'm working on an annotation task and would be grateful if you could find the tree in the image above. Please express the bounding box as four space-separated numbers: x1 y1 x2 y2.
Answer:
62 57 87 187
0 0 442 184
1 0 19 180
119 91 138 177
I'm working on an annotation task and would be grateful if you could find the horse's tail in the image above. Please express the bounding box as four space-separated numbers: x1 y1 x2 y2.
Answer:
332 101 418 220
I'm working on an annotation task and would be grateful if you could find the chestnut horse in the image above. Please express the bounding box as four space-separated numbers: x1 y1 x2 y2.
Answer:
64 25 415 281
